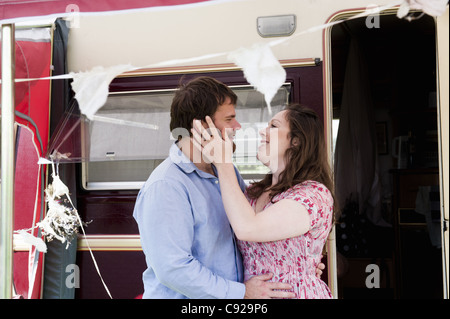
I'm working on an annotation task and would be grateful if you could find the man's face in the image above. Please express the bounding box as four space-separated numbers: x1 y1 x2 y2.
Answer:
209 97 241 138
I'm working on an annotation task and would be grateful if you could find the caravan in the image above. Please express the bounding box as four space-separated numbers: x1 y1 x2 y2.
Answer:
1 0 448 299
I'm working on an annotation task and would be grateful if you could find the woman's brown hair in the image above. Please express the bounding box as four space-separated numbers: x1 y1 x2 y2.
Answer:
246 104 336 210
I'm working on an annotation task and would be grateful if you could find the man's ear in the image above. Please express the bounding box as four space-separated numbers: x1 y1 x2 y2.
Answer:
200 119 208 128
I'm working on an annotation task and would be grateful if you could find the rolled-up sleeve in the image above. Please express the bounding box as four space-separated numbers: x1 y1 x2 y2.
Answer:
135 179 245 299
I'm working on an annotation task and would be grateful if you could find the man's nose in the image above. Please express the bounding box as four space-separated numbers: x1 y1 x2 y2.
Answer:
232 119 242 131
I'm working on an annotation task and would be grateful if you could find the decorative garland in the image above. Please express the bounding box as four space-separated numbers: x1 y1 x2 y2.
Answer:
15 155 112 298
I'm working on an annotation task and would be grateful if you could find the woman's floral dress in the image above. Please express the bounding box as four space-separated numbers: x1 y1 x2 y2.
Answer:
238 180 334 299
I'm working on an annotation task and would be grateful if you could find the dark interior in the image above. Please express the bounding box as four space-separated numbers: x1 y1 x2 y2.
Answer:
331 13 443 299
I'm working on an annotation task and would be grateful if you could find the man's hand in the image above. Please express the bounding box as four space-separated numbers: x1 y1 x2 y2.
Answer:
244 273 295 299
316 262 325 278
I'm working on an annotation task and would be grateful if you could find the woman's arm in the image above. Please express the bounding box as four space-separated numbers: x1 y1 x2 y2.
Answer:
215 163 310 242
192 117 311 242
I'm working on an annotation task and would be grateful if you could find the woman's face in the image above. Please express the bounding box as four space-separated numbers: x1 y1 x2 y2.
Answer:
257 110 292 173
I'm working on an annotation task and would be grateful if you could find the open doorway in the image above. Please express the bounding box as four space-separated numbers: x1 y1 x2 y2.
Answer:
330 13 443 299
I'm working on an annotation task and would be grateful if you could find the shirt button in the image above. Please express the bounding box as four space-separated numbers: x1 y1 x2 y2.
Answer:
215 180 219 184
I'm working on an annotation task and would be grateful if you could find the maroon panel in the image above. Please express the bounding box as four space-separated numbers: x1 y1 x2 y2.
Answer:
77 192 139 234
285 64 324 121
109 70 247 92
75 251 146 299
109 65 324 117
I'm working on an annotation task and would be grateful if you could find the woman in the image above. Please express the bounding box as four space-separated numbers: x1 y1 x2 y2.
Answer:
192 104 335 299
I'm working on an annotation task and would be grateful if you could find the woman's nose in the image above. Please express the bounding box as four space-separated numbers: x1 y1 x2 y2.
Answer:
259 127 267 137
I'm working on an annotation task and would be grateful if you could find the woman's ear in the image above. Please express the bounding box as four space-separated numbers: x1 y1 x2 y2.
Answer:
291 136 300 147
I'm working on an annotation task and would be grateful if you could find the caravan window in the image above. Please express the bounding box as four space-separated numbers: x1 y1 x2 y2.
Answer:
82 84 290 190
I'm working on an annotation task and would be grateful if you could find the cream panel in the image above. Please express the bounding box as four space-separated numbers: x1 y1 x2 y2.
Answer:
437 5 449 298
437 8 449 222
77 235 142 251
67 0 395 72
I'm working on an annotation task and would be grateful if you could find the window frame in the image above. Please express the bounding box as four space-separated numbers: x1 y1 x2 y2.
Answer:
81 83 291 190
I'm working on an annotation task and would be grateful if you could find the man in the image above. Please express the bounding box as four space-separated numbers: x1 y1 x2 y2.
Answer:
134 76 308 298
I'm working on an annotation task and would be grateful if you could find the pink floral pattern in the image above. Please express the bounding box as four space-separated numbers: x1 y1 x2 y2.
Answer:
239 180 334 299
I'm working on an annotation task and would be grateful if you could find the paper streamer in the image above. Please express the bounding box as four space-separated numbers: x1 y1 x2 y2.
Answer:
16 158 114 298
14 230 47 253
228 43 286 115
397 0 448 18
70 64 135 120
6 0 447 122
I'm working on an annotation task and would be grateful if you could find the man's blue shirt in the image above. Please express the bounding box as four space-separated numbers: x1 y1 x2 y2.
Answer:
133 142 246 299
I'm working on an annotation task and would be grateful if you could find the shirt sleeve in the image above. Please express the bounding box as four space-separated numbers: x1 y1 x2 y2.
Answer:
134 179 245 299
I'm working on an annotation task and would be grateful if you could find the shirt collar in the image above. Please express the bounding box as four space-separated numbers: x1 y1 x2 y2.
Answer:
169 142 216 178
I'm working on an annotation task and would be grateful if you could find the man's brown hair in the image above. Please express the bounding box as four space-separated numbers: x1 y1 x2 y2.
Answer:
170 76 237 140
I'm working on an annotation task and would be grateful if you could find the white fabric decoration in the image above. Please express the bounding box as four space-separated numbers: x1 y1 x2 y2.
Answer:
13 162 80 250
36 171 82 248
228 43 286 115
37 159 113 298
37 157 52 165
48 173 70 199
14 230 47 253
70 64 134 120
397 0 448 18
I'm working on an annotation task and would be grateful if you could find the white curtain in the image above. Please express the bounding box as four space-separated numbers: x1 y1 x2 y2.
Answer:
334 37 390 227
